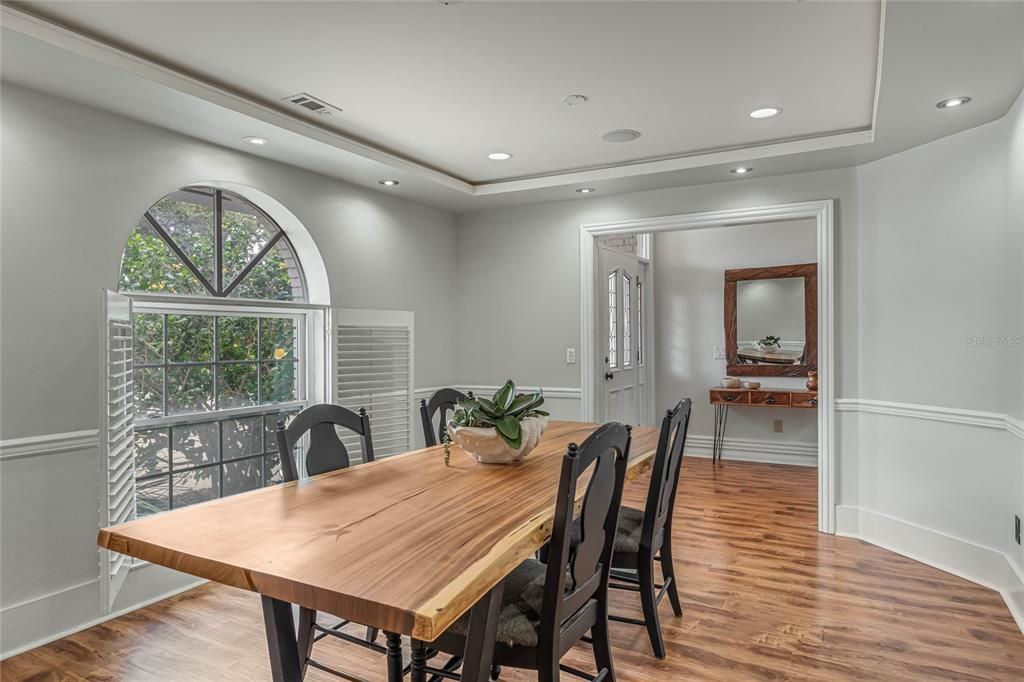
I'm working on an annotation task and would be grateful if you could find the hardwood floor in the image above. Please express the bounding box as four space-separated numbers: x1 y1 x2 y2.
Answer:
5 458 1023 681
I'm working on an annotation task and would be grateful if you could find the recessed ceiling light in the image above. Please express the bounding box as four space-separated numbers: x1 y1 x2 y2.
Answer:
576 187 596 194
601 129 642 143
731 167 753 175
379 179 399 186
243 136 268 145
488 152 513 161
936 96 972 109
749 107 782 119
562 94 589 106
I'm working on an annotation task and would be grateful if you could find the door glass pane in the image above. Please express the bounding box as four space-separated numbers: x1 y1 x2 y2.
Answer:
147 188 217 288
607 272 617 369
166 365 214 415
224 416 262 460
172 421 219 469
622 273 632 368
172 465 220 508
637 279 644 365
223 458 262 496
218 316 257 361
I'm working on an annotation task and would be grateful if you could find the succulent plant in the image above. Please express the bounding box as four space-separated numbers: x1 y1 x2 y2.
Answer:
449 380 548 450
759 335 781 347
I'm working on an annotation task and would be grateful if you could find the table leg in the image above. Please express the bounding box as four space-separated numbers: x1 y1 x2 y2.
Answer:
385 631 404 682
461 580 504 682
261 596 302 682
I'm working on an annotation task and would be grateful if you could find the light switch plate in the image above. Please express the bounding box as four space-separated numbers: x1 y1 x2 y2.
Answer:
566 347 577 364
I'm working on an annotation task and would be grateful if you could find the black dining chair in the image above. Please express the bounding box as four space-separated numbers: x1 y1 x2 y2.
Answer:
419 388 472 447
276 403 381 680
603 399 691 659
410 421 632 682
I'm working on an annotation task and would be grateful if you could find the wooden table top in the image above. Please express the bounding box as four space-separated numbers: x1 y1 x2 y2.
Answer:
98 420 660 642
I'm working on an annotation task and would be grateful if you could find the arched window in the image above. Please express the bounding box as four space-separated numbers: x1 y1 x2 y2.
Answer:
120 187 305 300
116 187 311 517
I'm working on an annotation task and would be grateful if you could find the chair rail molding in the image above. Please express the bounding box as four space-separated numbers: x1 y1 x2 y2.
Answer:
0 429 99 461
579 199 836 534
835 398 1024 440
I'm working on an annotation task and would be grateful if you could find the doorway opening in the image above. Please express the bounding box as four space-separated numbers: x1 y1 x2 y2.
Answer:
580 201 835 534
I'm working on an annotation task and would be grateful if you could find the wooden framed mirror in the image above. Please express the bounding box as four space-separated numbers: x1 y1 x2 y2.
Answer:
724 263 817 377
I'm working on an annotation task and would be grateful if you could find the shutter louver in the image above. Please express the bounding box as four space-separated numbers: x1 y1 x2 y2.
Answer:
100 290 135 610
333 310 414 461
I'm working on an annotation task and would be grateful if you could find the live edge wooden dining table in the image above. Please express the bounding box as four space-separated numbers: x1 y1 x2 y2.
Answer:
98 420 660 682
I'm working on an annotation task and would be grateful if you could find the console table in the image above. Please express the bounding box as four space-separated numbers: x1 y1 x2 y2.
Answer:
709 387 818 462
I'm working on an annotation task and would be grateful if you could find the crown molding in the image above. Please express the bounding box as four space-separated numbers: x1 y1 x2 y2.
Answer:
0 3 884 196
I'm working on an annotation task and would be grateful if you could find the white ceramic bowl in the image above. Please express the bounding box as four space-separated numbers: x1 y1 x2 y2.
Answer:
448 416 550 464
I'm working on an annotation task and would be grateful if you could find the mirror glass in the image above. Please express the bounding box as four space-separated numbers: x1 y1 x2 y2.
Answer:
735 277 805 365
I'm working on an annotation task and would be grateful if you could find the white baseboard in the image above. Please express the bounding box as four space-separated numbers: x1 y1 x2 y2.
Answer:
836 505 1024 634
0 571 204 660
685 434 817 467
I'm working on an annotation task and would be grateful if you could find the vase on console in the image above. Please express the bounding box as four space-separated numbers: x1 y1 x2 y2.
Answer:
806 371 818 390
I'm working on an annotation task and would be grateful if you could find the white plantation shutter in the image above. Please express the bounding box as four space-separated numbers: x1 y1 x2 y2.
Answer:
100 290 135 609
333 309 414 461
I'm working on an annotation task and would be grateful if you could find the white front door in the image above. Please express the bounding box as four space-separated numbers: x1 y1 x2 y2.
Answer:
600 248 642 425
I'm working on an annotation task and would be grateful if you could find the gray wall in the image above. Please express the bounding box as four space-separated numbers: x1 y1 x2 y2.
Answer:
854 88 1024 588
455 168 862 398
653 219 818 448
0 84 459 655
455 91 1023 612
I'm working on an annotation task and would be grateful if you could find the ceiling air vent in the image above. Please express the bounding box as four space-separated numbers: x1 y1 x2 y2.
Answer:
282 93 342 116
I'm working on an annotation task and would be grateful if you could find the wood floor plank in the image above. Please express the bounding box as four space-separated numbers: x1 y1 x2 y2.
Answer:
6 458 1022 681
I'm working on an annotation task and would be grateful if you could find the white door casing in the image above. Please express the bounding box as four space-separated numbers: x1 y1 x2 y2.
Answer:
579 200 836 534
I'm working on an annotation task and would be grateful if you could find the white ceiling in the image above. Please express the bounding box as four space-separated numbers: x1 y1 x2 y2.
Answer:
2 1 1022 211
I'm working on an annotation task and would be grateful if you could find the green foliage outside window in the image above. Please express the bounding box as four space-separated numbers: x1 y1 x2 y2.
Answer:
117 187 308 516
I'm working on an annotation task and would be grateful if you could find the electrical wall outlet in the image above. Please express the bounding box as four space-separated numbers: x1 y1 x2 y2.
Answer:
713 345 725 360
566 347 576 364
773 419 784 433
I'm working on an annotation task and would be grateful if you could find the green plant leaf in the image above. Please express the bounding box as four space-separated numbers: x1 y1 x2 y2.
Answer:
495 415 521 445
476 397 503 418
470 408 497 426
492 380 516 411
508 392 543 416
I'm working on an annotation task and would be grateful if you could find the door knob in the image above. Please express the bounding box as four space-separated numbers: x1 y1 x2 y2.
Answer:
604 372 614 380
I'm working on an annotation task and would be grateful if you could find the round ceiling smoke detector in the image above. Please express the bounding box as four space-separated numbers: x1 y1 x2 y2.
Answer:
601 129 642 143
562 94 589 107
